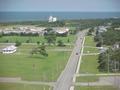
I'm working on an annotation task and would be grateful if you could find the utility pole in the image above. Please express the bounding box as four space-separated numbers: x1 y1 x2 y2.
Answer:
107 51 110 73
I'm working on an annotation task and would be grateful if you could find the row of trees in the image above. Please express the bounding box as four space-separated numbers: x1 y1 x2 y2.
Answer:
94 22 120 72
98 48 120 72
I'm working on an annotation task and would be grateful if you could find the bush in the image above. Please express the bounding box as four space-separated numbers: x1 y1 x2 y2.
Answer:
15 41 22 47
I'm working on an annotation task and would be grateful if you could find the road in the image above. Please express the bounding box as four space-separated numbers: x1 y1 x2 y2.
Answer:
53 30 86 90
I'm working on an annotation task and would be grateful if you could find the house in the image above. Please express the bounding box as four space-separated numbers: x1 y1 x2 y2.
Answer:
2 45 17 54
115 27 120 31
112 42 120 50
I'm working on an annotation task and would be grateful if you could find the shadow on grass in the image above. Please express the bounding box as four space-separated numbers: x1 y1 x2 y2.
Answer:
27 54 48 59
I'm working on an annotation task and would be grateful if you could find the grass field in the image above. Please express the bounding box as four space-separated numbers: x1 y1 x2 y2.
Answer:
0 83 52 90
0 35 76 44
79 55 99 74
74 86 118 90
76 76 99 82
0 44 71 81
84 36 96 47
83 47 99 53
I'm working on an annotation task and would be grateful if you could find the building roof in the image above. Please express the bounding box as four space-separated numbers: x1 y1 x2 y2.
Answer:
2 45 17 51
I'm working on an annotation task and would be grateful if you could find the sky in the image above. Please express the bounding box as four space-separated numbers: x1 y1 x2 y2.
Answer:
0 0 120 12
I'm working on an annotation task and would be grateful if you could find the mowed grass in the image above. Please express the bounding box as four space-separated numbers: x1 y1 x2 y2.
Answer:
76 76 99 82
83 47 99 53
74 86 118 90
0 83 52 90
84 36 96 47
79 55 99 74
0 44 71 81
0 35 76 44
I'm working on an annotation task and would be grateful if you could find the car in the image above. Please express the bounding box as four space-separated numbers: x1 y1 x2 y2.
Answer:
76 53 78 55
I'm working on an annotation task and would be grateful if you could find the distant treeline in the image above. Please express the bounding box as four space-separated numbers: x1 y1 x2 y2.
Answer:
0 18 120 29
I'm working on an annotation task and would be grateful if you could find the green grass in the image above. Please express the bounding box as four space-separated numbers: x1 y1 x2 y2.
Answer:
0 44 71 81
79 55 99 74
0 36 45 43
0 35 76 44
74 86 118 90
84 36 96 47
83 47 99 53
76 76 99 82
0 83 52 90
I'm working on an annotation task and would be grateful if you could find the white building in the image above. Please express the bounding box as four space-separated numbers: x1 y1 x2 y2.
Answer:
48 16 57 22
2 45 17 54
55 28 69 35
98 26 107 33
52 17 57 22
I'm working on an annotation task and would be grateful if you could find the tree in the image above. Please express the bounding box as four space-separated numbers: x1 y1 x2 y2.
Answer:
0 33 3 38
98 48 120 73
96 42 102 47
37 41 40 45
57 40 65 46
15 41 21 47
44 32 56 45
38 45 48 57
30 45 48 57
67 38 70 43
98 52 108 72
87 28 94 36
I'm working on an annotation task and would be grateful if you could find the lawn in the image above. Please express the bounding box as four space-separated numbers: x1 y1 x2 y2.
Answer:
79 55 99 74
0 44 71 81
74 86 118 90
84 36 96 47
83 47 99 53
0 83 52 90
0 35 76 44
76 76 99 82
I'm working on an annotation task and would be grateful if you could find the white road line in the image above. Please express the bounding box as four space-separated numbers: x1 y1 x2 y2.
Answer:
76 37 85 74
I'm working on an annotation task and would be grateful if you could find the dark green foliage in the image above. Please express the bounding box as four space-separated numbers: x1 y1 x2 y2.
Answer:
102 29 120 45
57 40 65 47
37 41 40 45
15 41 22 47
87 28 94 36
98 53 108 72
98 48 120 72
96 42 102 47
67 38 70 43
44 28 56 45
30 45 48 57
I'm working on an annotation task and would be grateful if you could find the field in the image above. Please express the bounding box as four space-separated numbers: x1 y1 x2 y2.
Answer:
84 36 96 47
79 55 99 74
83 47 99 53
74 86 118 90
76 76 99 82
0 35 76 44
0 44 71 81
0 83 52 90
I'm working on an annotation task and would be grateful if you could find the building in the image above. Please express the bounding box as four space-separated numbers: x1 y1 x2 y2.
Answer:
54 28 69 36
98 26 107 33
98 47 108 54
2 45 17 54
112 42 120 50
48 16 57 22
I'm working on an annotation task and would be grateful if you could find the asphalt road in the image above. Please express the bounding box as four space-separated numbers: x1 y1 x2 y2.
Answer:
53 30 86 90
